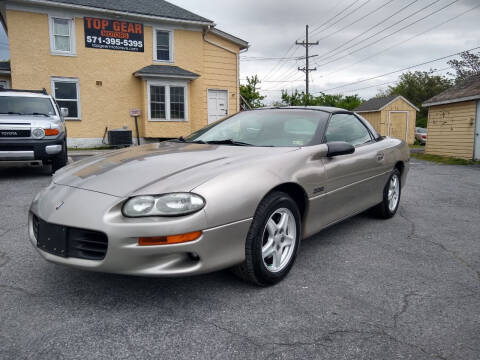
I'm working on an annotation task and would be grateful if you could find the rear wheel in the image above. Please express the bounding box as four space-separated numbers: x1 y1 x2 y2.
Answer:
51 140 68 174
232 191 301 286
372 168 401 219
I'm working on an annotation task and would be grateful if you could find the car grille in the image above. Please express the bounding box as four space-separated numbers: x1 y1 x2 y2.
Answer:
0 130 31 137
32 214 108 261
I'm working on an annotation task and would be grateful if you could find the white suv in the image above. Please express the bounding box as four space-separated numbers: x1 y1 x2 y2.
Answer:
0 89 68 173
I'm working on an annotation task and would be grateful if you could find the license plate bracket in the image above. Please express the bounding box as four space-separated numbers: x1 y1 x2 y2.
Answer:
37 220 68 257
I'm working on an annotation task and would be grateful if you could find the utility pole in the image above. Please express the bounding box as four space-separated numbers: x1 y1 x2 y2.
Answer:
296 25 319 96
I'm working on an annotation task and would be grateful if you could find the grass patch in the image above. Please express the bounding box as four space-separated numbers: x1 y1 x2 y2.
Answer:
409 144 424 149
411 152 480 165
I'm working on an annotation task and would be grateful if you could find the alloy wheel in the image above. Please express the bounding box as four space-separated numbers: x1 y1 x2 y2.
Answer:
261 208 297 273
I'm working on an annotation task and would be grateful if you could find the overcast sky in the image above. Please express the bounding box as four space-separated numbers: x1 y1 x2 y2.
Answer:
1 0 479 102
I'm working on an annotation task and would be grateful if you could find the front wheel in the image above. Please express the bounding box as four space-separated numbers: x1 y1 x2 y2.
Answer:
372 168 401 219
232 191 301 286
51 140 68 174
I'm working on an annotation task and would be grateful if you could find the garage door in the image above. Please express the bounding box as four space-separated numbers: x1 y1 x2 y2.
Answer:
388 112 408 142
208 90 228 124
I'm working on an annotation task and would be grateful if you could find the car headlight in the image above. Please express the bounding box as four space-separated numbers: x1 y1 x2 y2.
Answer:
122 193 205 217
31 128 45 139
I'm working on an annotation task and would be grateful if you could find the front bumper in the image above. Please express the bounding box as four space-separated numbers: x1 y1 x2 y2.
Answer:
0 134 65 161
29 183 251 276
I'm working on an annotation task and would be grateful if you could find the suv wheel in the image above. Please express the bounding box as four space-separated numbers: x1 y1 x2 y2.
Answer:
51 140 68 173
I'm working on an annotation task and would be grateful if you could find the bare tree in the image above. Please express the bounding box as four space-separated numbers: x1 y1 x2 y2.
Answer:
447 51 480 83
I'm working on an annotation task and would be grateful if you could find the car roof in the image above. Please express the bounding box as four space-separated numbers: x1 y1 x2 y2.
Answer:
257 106 350 113
0 91 51 98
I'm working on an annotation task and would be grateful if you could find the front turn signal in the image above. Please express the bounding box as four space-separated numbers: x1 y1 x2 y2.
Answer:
138 231 202 246
45 129 60 136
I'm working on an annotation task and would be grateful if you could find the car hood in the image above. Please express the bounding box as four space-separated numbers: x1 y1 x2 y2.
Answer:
54 142 296 197
0 114 60 127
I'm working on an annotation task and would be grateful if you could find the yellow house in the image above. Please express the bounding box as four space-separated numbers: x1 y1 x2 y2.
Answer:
423 75 480 160
0 0 248 147
354 95 418 145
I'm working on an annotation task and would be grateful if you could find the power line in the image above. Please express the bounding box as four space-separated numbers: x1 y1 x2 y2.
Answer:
315 0 459 68
241 78 305 83
315 0 396 43
314 45 480 93
309 0 374 38
262 0 362 82
313 0 421 63
309 0 364 35
331 66 451 94
321 2 480 79
296 25 319 95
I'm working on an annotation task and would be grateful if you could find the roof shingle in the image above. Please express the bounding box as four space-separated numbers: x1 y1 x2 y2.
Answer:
423 75 480 106
354 94 399 112
134 65 200 79
38 0 213 23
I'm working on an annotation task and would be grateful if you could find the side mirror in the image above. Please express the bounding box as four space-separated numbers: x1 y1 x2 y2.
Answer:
60 108 69 117
326 141 355 157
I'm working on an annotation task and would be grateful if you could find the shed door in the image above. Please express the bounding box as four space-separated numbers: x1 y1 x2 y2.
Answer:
208 90 228 124
388 111 408 142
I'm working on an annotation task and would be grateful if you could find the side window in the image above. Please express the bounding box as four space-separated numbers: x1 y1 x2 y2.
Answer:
154 30 173 62
49 16 76 55
51 78 80 119
325 114 373 146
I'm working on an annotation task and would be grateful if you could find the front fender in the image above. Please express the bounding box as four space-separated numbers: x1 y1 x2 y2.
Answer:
192 168 283 228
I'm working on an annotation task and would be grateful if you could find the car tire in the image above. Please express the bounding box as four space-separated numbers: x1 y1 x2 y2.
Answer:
51 140 68 174
232 191 301 286
372 168 401 219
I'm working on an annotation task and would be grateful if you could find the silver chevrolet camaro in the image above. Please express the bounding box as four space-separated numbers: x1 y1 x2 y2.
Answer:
29 107 409 285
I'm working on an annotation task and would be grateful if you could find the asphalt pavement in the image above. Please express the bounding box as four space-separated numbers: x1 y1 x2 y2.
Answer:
0 159 479 359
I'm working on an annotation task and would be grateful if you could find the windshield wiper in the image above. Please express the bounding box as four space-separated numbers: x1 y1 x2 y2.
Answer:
30 112 50 117
205 139 253 146
0 112 23 115
171 137 206 144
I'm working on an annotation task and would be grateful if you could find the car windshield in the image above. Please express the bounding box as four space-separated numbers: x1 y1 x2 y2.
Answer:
0 96 56 116
416 127 427 134
183 109 329 147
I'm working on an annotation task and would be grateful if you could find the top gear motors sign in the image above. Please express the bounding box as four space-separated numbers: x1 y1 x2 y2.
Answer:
84 17 144 52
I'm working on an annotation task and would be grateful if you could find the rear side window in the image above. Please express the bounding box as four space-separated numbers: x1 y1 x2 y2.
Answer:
325 113 373 146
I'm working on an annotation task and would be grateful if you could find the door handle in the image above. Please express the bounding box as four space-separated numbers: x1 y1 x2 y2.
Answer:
377 152 384 161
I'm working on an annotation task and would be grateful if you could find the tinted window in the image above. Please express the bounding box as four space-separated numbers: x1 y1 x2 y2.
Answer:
0 96 56 116
185 110 329 147
325 114 373 146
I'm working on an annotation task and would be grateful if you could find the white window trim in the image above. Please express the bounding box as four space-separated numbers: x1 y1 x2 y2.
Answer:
153 28 174 63
147 80 188 122
49 15 76 56
51 77 81 120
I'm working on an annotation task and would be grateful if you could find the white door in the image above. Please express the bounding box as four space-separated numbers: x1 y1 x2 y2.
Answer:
475 101 480 160
208 90 228 124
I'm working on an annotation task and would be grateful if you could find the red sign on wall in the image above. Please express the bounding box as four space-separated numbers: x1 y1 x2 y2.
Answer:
84 17 144 52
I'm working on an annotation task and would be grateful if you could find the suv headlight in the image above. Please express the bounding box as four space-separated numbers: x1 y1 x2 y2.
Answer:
31 128 45 139
122 193 205 217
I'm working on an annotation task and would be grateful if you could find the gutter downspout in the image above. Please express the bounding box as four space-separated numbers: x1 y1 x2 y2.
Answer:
203 27 248 113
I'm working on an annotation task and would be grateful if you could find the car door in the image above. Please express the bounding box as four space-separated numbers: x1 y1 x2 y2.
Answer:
320 113 388 226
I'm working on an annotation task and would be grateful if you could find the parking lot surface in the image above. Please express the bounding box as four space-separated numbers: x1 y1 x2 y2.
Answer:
1 159 479 359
